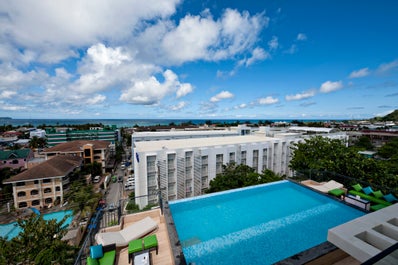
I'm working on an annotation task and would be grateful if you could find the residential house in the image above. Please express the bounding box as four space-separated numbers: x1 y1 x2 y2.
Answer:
0 149 34 170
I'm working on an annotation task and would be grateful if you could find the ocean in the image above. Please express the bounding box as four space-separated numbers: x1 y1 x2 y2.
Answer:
0 118 338 128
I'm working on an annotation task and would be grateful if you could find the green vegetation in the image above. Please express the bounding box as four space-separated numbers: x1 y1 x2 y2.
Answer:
206 163 282 193
0 214 77 265
289 136 398 190
372 109 398 122
64 178 101 218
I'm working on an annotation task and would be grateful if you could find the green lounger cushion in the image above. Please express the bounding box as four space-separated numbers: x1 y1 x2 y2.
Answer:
328 188 345 197
128 239 143 253
370 204 388 211
372 190 384 199
352 183 363 192
99 250 116 265
87 257 99 265
144 234 158 249
349 190 392 206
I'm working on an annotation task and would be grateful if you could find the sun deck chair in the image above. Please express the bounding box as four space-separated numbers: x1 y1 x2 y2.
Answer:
95 216 158 247
305 180 344 193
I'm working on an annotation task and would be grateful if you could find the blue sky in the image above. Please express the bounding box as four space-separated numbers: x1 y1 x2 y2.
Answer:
0 0 397 120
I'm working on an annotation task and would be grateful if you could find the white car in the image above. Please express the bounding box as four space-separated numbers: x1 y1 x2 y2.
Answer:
124 184 134 191
126 177 134 182
93 175 101 183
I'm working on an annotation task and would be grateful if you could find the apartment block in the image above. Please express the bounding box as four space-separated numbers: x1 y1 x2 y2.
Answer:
4 155 83 209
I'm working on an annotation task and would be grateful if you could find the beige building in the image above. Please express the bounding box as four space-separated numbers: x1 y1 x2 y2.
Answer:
42 140 112 173
4 155 83 209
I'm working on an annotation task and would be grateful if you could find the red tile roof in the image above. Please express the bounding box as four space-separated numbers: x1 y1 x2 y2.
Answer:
4 155 83 183
42 140 110 153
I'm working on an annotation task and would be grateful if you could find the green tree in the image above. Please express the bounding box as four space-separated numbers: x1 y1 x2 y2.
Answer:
206 163 281 193
0 214 77 264
64 180 101 217
377 137 398 159
354 136 374 150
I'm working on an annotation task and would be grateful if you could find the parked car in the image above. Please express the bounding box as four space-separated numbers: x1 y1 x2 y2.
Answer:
93 175 101 183
125 185 134 191
126 177 134 182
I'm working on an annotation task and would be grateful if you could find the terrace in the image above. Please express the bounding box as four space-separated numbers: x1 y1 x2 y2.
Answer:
75 175 397 265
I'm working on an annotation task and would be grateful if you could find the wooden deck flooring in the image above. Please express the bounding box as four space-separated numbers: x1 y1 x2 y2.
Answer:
109 209 174 265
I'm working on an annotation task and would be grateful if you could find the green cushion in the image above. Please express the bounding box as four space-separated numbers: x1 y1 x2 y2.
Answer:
87 257 99 265
352 183 362 192
372 190 384 199
370 204 388 211
349 190 392 206
328 188 345 197
144 234 158 249
99 250 116 265
128 239 143 253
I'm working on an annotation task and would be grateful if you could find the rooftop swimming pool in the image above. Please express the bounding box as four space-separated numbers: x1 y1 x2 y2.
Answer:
0 210 73 240
169 180 365 265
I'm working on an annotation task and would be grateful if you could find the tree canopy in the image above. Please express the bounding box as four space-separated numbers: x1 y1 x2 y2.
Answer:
0 214 76 265
289 136 398 190
206 163 282 193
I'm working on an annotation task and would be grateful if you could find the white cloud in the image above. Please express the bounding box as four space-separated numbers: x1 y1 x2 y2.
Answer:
285 90 316 101
170 101 187 111
268 36 279 50
210 91 234 102
119 69 192 105
161 8 269 64
258 96 278 105
319 80 343 93
0 90 16 99
234 103 247 109
349 68 370 78
297 33 307 41
0 0 180 63
284 44 297 54
377 59 398 74
86 94 106 105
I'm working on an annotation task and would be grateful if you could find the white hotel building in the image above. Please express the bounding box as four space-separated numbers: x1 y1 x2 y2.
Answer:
132 126 348 208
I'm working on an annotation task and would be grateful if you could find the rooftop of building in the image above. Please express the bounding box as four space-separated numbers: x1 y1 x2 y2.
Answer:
4 155 83 183
0 148 32 160
42 140 111 153
134 134 276 152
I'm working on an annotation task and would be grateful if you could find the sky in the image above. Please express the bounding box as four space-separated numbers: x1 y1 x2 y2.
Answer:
0 0 397 120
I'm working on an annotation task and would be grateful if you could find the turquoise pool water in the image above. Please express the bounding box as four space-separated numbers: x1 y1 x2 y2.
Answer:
0 210 73 240
169 180 365 265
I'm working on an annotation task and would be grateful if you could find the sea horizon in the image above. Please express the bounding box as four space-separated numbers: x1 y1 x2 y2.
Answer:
0 117 347 128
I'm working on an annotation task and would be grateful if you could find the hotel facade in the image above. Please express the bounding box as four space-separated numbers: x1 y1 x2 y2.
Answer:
133 128 348 208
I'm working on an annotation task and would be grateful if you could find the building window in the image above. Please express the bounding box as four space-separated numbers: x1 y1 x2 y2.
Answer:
18 202 28 208
12 159 19 164
84 149 91 156
30 190 39 196
16 182 25 187
229 152 235 163
55 186 61 191
44 188 52 193
34 180 39 184
32 200 40 206
43 179 51 183
216 154 223 174
17 191 26 197
45 198 53 204
241 151 247 165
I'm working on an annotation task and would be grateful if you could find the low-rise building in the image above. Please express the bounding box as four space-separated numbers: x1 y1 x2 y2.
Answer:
4 155 83 209
42 140 112 173
0 149 34 170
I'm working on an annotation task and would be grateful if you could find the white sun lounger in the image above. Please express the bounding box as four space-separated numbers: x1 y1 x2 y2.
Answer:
95 216 158 247
302 180 344 193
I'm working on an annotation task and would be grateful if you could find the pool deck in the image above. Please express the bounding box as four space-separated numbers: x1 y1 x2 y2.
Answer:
108 209 175 265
